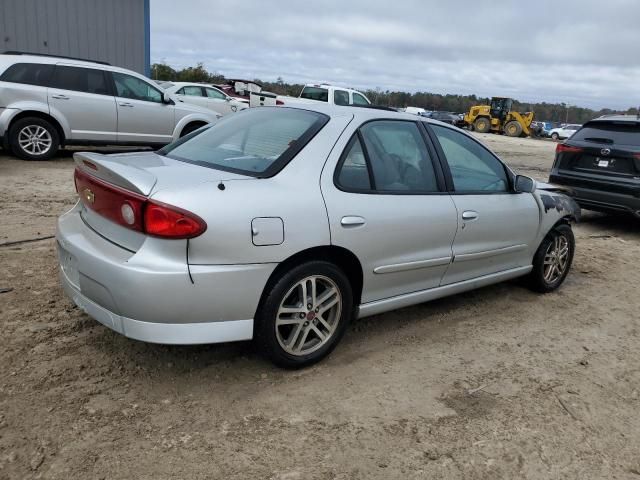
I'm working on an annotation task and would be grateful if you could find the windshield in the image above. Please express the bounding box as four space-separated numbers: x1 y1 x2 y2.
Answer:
572 122 640 146
159 108 329 177
300 86 329 102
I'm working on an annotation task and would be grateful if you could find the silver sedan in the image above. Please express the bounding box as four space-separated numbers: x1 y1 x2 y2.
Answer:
57 105 579 367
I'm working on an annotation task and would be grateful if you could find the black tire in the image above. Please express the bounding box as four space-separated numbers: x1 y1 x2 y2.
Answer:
504 121 523 137
256 261 353 368
551 132 560 141
179 122 206 138
8 117 60 160
526 224 575 293
474 117 491 133
467 123 474 132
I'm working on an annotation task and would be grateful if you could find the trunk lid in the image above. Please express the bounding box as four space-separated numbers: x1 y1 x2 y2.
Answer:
74 151 252 251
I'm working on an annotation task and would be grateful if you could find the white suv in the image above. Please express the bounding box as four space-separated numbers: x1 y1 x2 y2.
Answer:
0 53 220 160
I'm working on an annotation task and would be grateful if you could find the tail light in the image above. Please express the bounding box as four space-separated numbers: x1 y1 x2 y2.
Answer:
74 168 206 239
556 144 583 154
144 201 206 239
276 99 284 106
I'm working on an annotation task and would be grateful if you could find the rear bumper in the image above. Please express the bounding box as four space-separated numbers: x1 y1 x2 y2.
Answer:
56 203 277 344
549 172 640 214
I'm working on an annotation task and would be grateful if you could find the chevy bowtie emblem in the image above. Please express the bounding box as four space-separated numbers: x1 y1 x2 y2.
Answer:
600 148 611 156
82 188 95 204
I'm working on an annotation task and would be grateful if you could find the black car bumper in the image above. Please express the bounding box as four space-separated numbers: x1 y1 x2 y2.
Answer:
549 171 640 215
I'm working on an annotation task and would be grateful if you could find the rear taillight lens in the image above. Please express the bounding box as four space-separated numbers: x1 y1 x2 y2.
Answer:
144 201 206 239
74 168 206 239
556 144 583 154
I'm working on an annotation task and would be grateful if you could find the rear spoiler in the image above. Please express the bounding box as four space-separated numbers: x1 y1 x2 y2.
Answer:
73 152 157 196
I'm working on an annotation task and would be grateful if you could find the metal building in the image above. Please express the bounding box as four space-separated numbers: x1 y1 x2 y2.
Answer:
0 0 150 76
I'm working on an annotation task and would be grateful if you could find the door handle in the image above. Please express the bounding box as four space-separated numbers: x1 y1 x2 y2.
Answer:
118 102 134 107
51 94 69 100
341 216 365 227
462 210 479 221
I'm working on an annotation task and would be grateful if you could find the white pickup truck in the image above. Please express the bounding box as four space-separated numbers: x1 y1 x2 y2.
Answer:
278 84 371 107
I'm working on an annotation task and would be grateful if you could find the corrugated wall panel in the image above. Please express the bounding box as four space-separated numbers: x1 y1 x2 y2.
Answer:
0 0 147 74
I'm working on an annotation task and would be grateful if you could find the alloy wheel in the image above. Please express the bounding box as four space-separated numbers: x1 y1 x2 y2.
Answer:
543 234 569 284
18 125 52 156
275 275 342 356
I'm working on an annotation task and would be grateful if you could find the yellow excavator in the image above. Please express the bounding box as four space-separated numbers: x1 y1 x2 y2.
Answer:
464 97 535 137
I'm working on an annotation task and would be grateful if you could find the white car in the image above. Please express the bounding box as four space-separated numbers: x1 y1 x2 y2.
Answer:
549 124 581 140
161 82 248 116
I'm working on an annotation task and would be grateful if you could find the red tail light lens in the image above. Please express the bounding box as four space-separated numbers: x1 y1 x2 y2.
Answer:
144 201 206 239
74 168 206 239
556 144 583 154
276 99 284 105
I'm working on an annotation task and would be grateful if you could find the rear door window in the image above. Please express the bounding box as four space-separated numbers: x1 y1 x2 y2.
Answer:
572 123 640 147
334 90 349 106
50 65 110 95
335 121 440 193
336 135 371 191
181 86 204 96
0 63 54 87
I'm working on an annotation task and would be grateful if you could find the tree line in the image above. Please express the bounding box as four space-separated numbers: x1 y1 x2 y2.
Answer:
151 62 638 125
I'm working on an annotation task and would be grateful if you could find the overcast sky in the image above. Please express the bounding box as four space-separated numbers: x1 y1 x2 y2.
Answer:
151 0 639 110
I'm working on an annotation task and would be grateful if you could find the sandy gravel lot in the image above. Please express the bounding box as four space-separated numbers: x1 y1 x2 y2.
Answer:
1 135 639 480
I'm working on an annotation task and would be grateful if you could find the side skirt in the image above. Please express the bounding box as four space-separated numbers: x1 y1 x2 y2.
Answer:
357 265 532 319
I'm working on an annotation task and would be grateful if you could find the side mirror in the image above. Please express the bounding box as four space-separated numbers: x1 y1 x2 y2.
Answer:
514 175 536 193
162 92 174 105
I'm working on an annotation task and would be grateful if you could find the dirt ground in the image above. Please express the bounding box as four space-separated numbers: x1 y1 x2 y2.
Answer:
1 135 639 480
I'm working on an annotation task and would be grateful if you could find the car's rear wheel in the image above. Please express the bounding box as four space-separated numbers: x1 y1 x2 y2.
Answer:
551 132 560 141
9 117 60 160
526 224 575 293
474 117 491 133
256 261 353 368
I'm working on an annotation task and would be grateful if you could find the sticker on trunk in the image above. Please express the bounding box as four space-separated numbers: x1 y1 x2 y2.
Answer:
597 159 609 167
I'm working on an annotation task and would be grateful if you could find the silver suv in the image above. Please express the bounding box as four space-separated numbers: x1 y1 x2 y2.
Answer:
0 52 220 160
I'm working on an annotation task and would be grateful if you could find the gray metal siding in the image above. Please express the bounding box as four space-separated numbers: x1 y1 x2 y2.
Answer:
0 0 147 74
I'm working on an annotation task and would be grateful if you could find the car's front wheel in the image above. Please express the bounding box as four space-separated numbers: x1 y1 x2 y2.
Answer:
9 117 60 160
256 261 353 368
551 132 560 141
527 224 575 293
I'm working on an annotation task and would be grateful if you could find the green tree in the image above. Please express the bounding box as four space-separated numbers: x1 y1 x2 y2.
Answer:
150 63 177 81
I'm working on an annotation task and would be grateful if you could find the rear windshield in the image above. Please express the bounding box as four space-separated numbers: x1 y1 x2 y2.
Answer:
572 122 640 146
300 86 328 102
160 108 329 177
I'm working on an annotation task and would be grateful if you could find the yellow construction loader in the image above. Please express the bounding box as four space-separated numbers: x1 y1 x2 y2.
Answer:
464 97 535 137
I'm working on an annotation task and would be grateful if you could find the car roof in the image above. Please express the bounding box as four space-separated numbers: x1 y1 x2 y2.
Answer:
165 81 216 87
0 53 147 77
590 114 640 124
276 103 454 125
